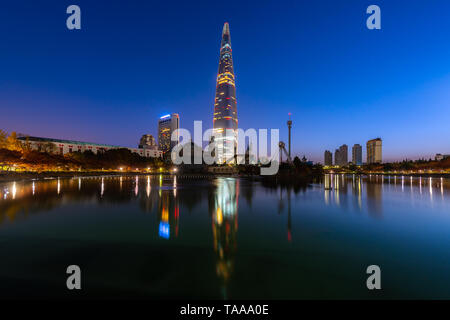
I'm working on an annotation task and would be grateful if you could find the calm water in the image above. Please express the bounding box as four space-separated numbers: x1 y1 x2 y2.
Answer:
1 174 450 299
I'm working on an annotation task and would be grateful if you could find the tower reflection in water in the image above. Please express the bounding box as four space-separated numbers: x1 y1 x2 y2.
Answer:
210 178 238 298
157 176 179 240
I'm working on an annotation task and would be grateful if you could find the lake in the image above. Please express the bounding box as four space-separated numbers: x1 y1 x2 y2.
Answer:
0 174 449 299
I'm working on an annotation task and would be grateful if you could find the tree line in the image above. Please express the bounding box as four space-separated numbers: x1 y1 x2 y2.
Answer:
0 130 165 172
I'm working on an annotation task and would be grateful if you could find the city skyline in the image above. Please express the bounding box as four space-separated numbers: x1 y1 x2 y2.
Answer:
1 1 450 163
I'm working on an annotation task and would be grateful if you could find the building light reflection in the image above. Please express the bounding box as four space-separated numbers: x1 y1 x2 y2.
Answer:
173 175 177 197
429 177 433 200
159 222 170 239
420 177 422 194
211 178 238 297
135 176 139 196
12 182 17 199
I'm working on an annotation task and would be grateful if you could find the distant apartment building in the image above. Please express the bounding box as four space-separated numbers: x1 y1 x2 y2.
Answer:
334 144 348 166
324 150 332 166
352 144 362 165
334 149 340 166
339 144 348 165
435 154 450 161
366 138 382 164
158 113 180 155
17 136 163 158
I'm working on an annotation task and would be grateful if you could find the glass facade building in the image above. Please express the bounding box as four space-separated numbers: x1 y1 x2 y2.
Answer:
158 113 180 155
212 23 238 164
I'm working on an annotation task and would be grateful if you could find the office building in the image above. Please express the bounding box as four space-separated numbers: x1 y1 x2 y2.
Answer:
17 136 163 158
158 113 180 155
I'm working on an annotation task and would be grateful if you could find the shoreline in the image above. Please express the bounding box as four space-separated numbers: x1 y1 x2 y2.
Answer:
0 171 260 183
0 171 172 183
324 172 450 178
1 170 449 184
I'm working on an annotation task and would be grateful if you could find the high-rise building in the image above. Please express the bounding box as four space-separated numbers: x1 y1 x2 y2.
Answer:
366 138 382 164
324 150 332 166
334 149 340 166
335 144 348 166
212 22 238 164
352 144 362 165
139 134 157 149
158 113 180 155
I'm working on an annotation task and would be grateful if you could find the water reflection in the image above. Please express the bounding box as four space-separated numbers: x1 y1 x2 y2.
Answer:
157 190 179 239
322 174 450 218
1 174 449 226
366 177 382 218
1 174 450 298
210 178 238 299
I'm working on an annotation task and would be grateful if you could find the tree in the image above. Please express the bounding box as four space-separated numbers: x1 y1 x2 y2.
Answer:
19 136 32 154
293 156 301 168
6 131 22 151
0 130 7 149
383 163 394 172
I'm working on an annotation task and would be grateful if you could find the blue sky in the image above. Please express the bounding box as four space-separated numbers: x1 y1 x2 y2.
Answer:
1 0 449 162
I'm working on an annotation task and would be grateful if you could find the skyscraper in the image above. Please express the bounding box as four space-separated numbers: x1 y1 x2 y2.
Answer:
212 22 238 164
158 113 180 155
324 150 332 166
367 138 382 164
352 144 362 165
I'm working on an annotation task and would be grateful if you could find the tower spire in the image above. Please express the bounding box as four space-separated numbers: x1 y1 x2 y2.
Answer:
222 22 230 36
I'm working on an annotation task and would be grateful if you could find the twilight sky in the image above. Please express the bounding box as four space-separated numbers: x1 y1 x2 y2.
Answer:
1 0 450 163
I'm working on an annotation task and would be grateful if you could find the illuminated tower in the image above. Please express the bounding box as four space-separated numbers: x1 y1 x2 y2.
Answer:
212 22 238 164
